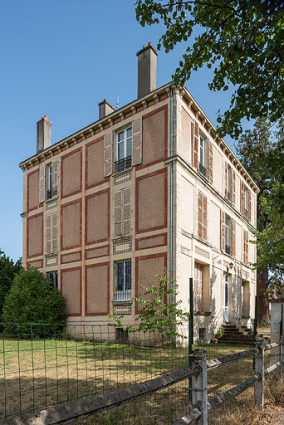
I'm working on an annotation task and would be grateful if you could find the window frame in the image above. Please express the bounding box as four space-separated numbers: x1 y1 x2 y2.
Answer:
46 271 58 288
115 126 132 173
114 259 132 302
198 133 208 177
225 214 231 254
244 186 249 217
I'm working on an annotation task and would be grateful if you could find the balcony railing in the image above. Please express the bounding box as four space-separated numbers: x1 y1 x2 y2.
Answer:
46 187 57 200
225 245 231 255
244 209 249 218
198 163 207 177
114 289 132 302
115 156 132 174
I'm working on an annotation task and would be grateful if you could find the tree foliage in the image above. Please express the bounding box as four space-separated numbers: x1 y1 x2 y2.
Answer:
0 249 22 318
136 0 284 138
2 267 67 335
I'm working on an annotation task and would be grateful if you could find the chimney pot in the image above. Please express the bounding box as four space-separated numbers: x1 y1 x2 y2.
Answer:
98 99 115 120
136 42 158 98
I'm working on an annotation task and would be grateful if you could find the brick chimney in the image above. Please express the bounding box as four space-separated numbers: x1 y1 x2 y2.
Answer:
36 115 51 154
98 99 115 120
136 42 158 98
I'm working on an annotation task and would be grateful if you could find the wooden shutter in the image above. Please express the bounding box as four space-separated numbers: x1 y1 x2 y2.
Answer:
194 264 203 312
231 219 236 257
208 141 213 183
203 195 208 241
198 191 203 239
194 122 199 168
104 131 113 177
132 117 142 166
39 164 45 203
240 181 244 214
191 122 194 166
51 160 58 197
114 190 122 237
123 187 131 236
46 214 52 254
220 210 225 251
224 163 228 199
52 213 58 252
248 190 252 222
232 170 236 205
244 230 249 264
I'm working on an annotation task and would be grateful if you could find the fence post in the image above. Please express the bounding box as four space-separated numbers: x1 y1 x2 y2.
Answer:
254 339 264 408
191 349 208 425
280 337 284 376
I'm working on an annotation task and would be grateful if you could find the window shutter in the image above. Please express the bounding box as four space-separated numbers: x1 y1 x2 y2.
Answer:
114 190 122 237
208 141 213 183
46 214 52 254
194 122 199 168
240 181 244 214
244 230 248 264
198 191 203 239
52 213 58 253
232 170 236 205
191 122 194 166
248 190 252 222
39 164 45 203
104 131 113 177
220 211 225 251
51 160 58 197
231 219 236 257
132 117 142 166
123 187 131 236
203 195 208 241
224 163 228 198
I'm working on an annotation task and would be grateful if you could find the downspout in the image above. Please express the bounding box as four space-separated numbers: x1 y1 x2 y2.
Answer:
169 86 174 305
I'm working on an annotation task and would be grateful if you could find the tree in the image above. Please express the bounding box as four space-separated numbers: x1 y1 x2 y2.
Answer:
0 249 22 319
109 271 189 345
135 0 284 138
2 267 67 336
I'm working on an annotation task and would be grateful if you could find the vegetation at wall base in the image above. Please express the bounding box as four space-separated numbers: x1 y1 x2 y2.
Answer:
2 267 67 336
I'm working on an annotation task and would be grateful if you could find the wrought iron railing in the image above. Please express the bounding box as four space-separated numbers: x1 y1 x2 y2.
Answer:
46 187 57 199
114 289 132 302
198 163 207 177
225 244 231 255
115 156 132 173
244 208 249 218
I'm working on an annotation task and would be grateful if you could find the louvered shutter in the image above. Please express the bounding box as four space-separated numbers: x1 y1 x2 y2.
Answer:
51 160 58 197
203 195 208 241
114 190 122 237
39 165 45 203
232 171 236 205
198 191 203 238
194 122 199 168
46 214 52 254
52 213 58 252
123 187 131 236
248 190 252 222
191 122 194 166
224 163 228 198
220 211 225 251
208 141 213 183
231 219 236 257
132 117 142 166
104 131 113 177
244 230 248 264
240 181 244 214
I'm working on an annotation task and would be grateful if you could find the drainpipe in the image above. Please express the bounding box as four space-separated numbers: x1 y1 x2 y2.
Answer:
169 86 174 305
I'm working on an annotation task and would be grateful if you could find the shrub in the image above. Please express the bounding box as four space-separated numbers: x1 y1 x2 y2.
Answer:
0 249 22 318
2 267 67 337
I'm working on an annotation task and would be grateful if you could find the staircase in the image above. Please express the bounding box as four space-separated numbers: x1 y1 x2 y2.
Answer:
218 324 256 345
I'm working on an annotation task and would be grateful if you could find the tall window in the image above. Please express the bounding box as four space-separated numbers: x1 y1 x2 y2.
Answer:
225 215 231 255
199 135 207 177
46 162 58 199
47 271 58 288
114 260 131 301
194 263 203 312
227 165 232 201
244 186 249 218
115 127 132 173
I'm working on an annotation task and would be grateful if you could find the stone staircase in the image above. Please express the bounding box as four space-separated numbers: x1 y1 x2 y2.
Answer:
218 324 256 345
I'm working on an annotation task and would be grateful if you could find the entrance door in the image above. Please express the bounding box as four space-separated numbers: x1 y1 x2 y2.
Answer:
223 273 230 323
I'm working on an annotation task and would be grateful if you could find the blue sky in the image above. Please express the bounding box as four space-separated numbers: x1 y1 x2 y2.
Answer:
0 1 238 262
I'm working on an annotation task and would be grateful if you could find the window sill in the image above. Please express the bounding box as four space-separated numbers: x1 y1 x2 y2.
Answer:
112 167 132 178
195 312 211 317
45 195 59 203
112 300 133 305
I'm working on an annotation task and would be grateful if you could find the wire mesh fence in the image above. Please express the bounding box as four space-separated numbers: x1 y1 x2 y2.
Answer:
0 322 267 423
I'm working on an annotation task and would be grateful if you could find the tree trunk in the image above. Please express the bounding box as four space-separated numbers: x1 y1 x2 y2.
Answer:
257 267 270 324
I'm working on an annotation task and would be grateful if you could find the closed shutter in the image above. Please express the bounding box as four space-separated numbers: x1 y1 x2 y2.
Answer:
224 163 228 198
208 141 213 183
51 160 58 197
194 264 203 312
231 219 236 257
220 210 225 251
39 164 45 203
46 214 52 254
198 192 203 239
123 187 131 236
240 181 244 214
52 213 58 252
203 195 208 241
191 122 194 166
132 117 142 166
104 131 113 177
244 230 249 264
232 170 236 205
248 190 252 222
194 122 199 168
114 190 122 237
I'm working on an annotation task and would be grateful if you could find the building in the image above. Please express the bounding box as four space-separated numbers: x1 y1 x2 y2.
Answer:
20 43 258 341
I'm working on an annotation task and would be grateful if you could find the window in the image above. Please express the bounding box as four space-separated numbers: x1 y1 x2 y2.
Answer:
114 187 131 238
225 215 231 254
199 135 207 177
198 191 208 241
227 164 232 201
244 186 249 218
115 127 132 173
114 260 131 301
194 263 210 312
46 271 58 288
46 163 58 199
46 213 58 254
